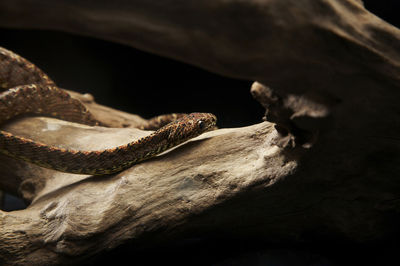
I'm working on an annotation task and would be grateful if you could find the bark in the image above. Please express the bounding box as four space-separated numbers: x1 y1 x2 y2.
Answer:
1 0 400 265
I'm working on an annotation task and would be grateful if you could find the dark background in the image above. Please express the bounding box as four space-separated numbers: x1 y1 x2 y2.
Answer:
0 27 264 129
1 1 399 264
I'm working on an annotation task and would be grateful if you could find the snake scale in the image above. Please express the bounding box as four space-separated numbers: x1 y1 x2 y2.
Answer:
0 47 216 175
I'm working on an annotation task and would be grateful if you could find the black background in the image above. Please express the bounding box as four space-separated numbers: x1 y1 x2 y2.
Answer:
0 27 264 129
1 1 399 265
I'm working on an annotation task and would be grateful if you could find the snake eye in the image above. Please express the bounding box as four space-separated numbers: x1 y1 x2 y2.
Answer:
198 120 205 130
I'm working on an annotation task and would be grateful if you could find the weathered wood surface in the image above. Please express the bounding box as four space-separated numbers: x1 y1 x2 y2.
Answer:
1 0 400 265
0 104 296 265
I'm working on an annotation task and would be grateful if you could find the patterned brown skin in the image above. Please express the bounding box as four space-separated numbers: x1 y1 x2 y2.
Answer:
0 47 55 89
140 113 188 130
0 110 216 175
0 47 217 175
0 84 100 126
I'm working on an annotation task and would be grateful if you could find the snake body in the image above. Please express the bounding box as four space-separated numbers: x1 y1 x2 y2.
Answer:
0 47 216 175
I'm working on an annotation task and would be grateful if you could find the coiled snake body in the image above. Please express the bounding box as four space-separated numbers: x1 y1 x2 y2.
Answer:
0 47 216 175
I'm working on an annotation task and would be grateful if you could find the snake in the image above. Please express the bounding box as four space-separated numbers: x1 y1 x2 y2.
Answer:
0 47 217 175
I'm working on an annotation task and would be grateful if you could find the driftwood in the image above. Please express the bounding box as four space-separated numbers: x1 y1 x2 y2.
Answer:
1 0 400 264
0 97 295 265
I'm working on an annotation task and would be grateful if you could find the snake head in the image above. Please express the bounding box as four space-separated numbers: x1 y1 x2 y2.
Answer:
166 113 217 142
189 112 217 133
